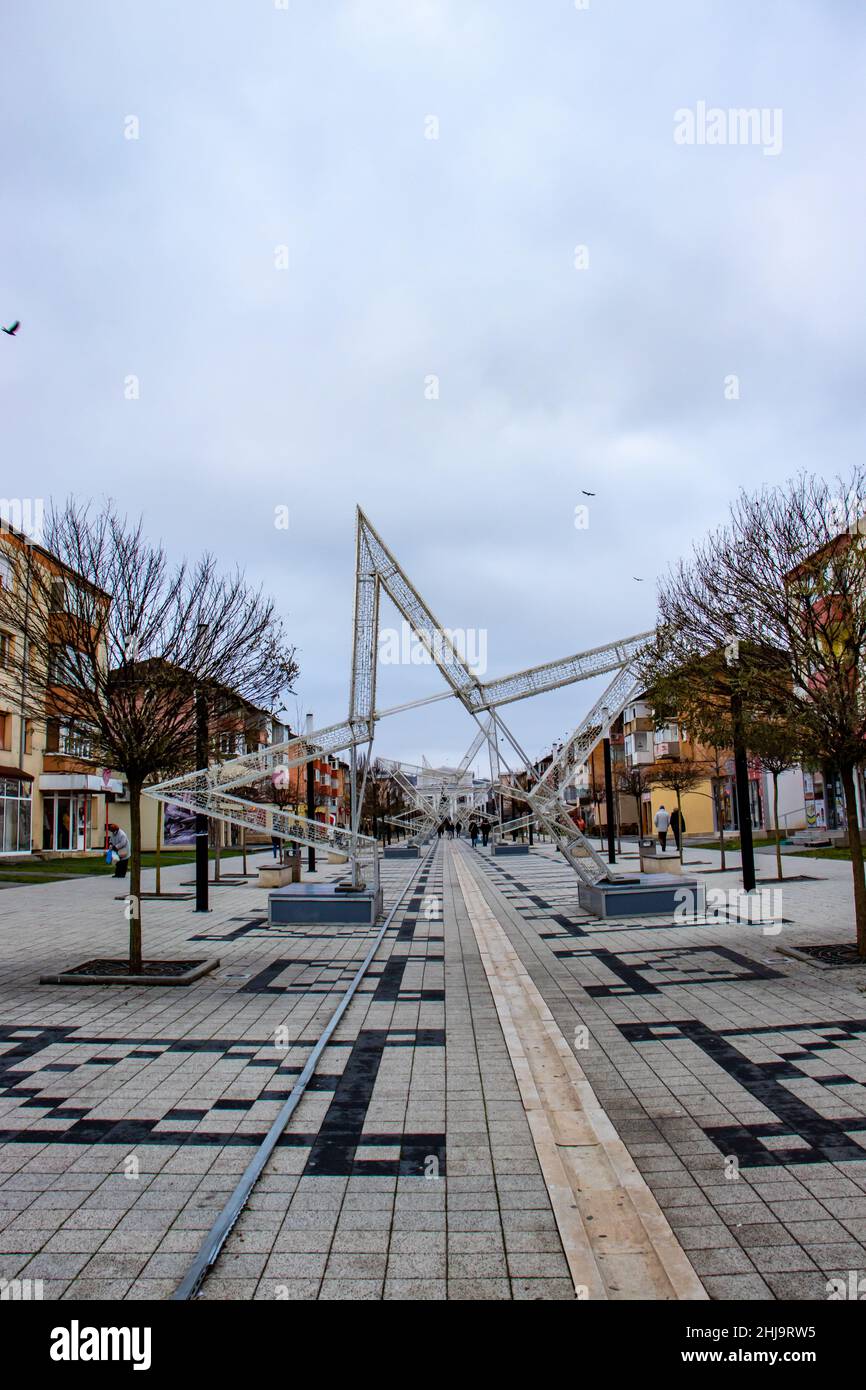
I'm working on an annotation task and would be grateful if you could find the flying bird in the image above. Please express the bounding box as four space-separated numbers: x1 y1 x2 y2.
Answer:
632 576 644 582
2 320 20 337
581 490 595 497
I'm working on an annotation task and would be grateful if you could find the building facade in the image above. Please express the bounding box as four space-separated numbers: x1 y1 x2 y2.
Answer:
0 527 123 858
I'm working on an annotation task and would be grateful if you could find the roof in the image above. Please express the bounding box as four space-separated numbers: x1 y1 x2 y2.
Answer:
0 521 111 600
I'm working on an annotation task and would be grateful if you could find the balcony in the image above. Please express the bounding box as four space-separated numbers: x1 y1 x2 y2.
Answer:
625 748 654 767
623 703 652 725
653 741 681 760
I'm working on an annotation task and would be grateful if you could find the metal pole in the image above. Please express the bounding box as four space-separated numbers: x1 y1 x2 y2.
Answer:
195 687 209 912
731 691 756 892
350 742 360 888
305 711 316 873
603 735 616 865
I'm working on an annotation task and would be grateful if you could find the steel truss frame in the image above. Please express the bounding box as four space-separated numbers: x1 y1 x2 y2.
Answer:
146 509 650 890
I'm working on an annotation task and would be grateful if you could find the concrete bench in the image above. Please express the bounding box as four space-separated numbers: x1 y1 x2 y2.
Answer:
258 857 301 888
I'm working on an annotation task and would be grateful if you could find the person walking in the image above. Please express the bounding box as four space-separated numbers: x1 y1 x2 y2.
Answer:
481 821 490 847
107 822 131 879
437 822 444 838
271 834 281 860
455 820 462 838
469 820 478 849
670 806 685 853
654 804 670 852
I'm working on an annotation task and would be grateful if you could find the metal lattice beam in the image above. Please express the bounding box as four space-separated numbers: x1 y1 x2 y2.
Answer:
146 507 651 897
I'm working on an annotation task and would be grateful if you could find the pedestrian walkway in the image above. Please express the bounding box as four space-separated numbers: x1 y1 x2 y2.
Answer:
0 840 865 1299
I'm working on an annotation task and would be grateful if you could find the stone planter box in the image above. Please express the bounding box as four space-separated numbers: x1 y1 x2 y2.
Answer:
258 856 301 888
639 850 683 875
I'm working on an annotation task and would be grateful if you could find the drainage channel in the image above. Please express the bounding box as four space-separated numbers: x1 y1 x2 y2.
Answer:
173 844 437 1300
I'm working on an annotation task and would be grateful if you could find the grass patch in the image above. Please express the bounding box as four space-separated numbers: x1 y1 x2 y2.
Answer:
0 847 265 885
788 845 864 861
689 835 780 853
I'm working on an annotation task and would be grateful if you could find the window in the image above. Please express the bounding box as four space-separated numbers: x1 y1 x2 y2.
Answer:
0 632 13 670
58 723 95 760
23 720 33 755
0 778 32 854
48 643 96 690
0 551 12 590
49 577 70 612
654 724 679 745
218 732 245 756
0 713 9 752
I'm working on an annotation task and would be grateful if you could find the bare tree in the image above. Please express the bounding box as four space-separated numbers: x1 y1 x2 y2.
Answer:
0 501 298 971
359 757 409 841
646 470 866 954
750 724 801 881
617 763 649 835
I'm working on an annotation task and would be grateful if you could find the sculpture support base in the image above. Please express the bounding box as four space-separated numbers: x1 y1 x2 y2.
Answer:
268 882 383 926
578 874 705 920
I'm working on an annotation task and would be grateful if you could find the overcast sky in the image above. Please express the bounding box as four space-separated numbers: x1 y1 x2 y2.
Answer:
2 0 865 769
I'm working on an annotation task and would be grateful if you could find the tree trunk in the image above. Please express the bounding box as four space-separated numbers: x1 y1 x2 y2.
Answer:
773 772 783 881
840 762 866 958
242 826 247 876
675 789 683 860
155 801 162 896
715 779 727 872
128 778 143 972
214 823 221 882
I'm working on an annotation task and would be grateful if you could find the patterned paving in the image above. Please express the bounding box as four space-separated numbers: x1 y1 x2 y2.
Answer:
467 843 866 1300
0 847 576 1300
1 839 866 1300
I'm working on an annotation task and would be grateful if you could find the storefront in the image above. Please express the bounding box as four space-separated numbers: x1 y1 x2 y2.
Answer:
37 772 124 853
803 767 847 832
714 763 765 833
42 791 94 851
0 770 34 854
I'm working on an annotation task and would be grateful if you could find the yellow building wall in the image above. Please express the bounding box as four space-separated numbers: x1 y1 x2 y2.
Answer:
648 782 716 837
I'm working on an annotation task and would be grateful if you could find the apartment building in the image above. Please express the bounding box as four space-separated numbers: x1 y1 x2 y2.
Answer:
0 526 123 857
621 697 765 837
276 749 350 831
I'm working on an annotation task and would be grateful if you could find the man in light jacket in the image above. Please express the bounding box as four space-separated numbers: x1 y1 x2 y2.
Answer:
654 805 670 853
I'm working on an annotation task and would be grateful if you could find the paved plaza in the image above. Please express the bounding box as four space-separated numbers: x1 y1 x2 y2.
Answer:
2 841 866 1300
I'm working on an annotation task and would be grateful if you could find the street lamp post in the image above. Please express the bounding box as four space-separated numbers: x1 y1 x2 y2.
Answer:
195 683 209 913
305 711 316 873
725 634 756 893
731 691 756 893
602 715 616 866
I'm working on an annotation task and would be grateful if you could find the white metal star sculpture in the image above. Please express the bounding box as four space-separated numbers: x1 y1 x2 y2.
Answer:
147 508 651 889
